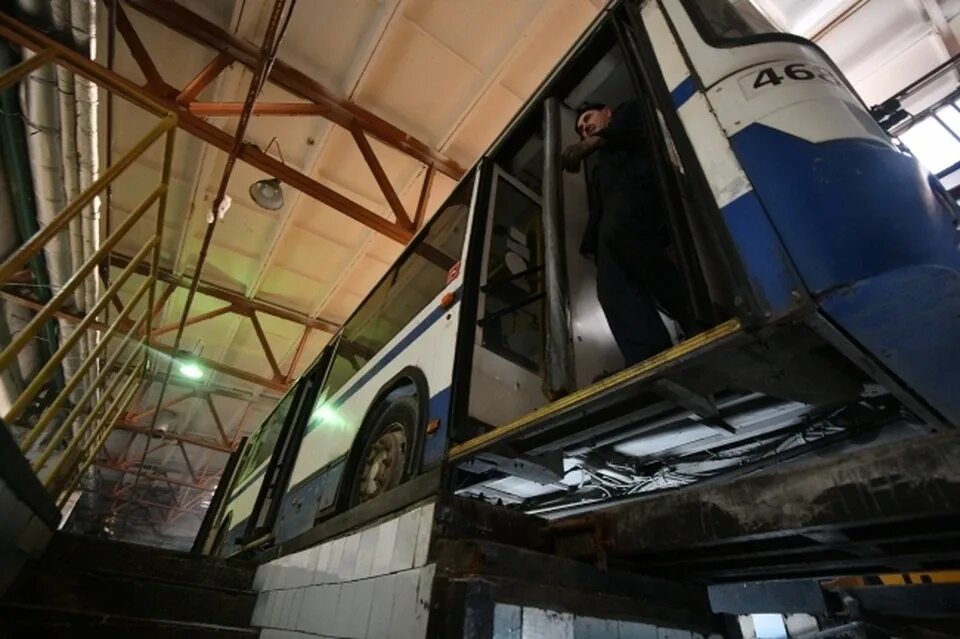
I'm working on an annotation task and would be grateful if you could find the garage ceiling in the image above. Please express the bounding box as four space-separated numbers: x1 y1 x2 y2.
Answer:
74 0 960 547
83 0 604 546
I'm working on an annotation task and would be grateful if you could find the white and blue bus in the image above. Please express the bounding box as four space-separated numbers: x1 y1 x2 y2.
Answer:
198 0 960 555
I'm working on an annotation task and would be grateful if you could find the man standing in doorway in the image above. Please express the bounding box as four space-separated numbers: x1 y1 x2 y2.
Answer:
562 101 684 366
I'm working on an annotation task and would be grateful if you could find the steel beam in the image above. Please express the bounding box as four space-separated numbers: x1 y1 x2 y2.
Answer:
172 104 412 242
187 101 327 116
151 304 233 337
285 327 311 382
350 121 413 228
249 312 283 380
176 52 232 104
0 290 290 391
111 2 167 91
103 491 205 517
414 167 435 229
114 422 236 453
150 340 289 391
95 460 215 492
0 11 411 243
109 252 339 333
204 395 230 446
123 0 465 180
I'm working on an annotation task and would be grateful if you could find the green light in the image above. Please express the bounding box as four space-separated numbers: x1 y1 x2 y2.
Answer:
308 402 345 432
179 361 204 379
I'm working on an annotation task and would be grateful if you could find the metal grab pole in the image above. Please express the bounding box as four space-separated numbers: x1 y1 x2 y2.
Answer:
541 97 576 397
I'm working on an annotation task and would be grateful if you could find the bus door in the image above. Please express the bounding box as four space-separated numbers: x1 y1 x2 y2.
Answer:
250 347 330 546
469 165 550 431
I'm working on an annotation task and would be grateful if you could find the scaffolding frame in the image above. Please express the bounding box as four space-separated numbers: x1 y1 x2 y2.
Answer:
0 34 176 508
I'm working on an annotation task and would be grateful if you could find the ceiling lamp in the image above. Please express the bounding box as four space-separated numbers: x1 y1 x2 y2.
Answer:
249 177 284 211
250 136 286 211
178 361 204 380
175 342 205 381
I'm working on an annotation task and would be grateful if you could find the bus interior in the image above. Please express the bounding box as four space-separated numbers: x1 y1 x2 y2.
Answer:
449 18 923 516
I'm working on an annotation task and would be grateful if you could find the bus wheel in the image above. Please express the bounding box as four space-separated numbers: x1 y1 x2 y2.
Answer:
351 396 417 506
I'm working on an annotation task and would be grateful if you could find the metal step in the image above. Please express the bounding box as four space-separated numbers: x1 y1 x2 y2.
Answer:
41 533 256 590
0 602 259 639
3 563 256 628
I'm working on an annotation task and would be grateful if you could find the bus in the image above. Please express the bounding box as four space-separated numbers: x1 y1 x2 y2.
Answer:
197 0 960 556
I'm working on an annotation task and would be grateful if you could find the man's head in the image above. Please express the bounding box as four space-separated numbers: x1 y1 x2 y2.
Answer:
575 102 612 139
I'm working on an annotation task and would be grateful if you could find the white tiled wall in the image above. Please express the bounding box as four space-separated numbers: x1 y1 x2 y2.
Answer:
492 604 724 639
251 501 436 639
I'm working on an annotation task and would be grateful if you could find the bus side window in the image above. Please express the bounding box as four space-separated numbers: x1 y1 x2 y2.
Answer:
305 175 475 430
234 391 297 483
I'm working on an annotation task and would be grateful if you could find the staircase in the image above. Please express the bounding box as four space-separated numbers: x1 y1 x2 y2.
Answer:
0 532 259 638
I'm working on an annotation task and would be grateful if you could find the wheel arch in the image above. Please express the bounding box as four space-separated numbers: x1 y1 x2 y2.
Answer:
336 366 430 510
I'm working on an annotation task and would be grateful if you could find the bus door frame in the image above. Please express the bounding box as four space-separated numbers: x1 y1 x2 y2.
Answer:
466 163 551 430
618 0 767 324
242 344 334 545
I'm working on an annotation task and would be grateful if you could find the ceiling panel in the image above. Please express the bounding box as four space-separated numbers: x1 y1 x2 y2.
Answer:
401 0 544 74
352 17 486 146
270 0 394 94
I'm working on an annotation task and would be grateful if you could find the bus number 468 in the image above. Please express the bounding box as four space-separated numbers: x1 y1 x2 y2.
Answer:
752 62 837 89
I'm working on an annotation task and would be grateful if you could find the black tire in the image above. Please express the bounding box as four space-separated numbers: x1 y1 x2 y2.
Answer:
349 395 418 507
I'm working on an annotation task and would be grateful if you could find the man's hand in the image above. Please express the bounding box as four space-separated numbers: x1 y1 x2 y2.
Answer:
561 136 604 172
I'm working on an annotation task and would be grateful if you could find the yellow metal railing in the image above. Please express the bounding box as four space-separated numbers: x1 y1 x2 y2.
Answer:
0 38 177 507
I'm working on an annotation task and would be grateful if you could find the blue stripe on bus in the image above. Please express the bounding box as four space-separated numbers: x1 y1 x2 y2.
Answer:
331 293 457 409
671 76 696 109
226 292 459 507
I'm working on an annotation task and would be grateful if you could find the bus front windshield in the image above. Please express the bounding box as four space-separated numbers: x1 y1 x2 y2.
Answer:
687 0 780 41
